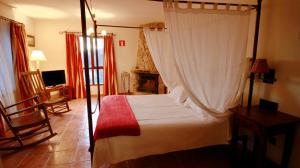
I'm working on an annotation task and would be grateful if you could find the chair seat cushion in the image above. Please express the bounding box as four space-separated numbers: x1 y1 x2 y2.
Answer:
11 111 46 129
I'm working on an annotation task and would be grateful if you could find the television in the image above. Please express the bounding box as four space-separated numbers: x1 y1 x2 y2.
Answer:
42 70 66 87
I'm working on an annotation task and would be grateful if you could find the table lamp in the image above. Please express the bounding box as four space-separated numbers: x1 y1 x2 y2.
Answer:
250 59 269 77
30 50 47 70
247 59 271 109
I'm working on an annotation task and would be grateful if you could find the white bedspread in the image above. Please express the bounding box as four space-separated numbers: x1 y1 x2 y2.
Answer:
93 94 230 168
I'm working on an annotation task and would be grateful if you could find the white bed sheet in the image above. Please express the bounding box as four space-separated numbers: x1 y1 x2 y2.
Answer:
93 94 230 168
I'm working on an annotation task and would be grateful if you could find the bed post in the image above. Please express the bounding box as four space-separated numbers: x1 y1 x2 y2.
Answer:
247 0 262 110
94 22 101 111
80 0 94 160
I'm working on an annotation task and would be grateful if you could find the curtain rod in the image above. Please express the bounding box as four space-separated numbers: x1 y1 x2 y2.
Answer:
0 15 23 25
97 24 167 30
59 31 116 36
149 0 257 8
59 31 81 34
97 24 142 29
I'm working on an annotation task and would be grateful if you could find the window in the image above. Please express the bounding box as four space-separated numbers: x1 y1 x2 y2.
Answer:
79 36 104 85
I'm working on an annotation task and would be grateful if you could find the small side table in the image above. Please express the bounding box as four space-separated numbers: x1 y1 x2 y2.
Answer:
230 106 300 168
46 85 72 100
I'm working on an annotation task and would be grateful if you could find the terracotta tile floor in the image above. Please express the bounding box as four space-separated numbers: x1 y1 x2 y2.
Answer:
0 98 235 168
1 98 94 168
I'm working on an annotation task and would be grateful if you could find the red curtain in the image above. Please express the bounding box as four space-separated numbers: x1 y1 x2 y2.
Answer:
10 23 31 101
65 33 86 99
103 35 118 95
0 118 4 137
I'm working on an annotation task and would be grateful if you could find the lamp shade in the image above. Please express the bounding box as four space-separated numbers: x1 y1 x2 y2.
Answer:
101 30 107 36
30 50 47 61
250 59 269 73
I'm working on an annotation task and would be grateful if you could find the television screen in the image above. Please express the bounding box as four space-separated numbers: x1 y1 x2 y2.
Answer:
42 70 66 87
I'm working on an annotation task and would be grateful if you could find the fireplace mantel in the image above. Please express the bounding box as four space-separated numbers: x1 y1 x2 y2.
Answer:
132 69 159 75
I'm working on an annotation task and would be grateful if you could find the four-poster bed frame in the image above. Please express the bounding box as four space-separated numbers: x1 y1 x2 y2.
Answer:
79 0 262 164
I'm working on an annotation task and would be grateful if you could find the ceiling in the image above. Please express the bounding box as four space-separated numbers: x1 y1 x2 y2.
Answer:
1 0 257 26
1 0 166 26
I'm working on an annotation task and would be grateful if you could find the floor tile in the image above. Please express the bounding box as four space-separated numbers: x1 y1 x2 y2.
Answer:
44 164 73 168
75 146 91 162
72 161 91 168
30 141 59 155
55 139 79 152
1 148 32 168
17 153 50 168
47 150 77 165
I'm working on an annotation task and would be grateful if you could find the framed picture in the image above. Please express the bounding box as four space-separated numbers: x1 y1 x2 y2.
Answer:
27 35 35 47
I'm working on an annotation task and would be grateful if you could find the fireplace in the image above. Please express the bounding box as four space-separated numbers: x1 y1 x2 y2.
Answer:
136 71 159 94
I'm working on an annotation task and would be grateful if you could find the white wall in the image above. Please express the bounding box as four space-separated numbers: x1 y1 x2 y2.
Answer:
0 2 36 69
34 19 138 95
0 2 35 36
252 0 300 167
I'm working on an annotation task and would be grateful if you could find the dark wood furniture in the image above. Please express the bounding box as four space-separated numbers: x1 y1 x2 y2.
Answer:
0 96 57 150
21 70 70 114
231 106 300 168
46 85 72 100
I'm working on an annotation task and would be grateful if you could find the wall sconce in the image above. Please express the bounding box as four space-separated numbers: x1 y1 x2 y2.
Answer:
250 59 276 84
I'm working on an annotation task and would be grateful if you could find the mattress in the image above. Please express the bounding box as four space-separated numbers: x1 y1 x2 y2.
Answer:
93 94 230 168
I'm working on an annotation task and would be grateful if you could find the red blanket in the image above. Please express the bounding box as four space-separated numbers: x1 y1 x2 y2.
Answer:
94 95 140 140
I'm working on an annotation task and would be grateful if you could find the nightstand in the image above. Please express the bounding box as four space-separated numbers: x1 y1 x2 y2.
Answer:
230 106 300 168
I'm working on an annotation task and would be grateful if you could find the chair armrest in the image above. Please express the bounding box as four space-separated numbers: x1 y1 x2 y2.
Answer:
6 103 44 117
5 96 39 109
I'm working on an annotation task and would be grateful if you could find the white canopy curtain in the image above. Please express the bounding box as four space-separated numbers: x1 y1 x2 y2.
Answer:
162 1 250 116
0 20 16 106
0 20 16 134
143 29 179 90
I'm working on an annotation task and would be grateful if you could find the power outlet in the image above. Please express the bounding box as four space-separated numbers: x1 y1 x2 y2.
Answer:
269 136 277 145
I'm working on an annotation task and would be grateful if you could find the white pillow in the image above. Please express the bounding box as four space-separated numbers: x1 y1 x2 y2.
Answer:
168 86 188 103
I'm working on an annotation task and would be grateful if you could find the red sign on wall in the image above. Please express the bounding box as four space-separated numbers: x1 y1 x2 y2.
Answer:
119 40 126 46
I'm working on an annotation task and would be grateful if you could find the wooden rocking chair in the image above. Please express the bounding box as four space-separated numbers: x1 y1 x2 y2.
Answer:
0 96 57 150
21 70 70 114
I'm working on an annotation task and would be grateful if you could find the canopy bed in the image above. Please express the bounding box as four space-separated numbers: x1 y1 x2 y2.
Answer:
79 0 262 167
93 94 230 168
